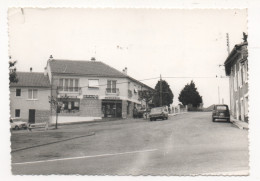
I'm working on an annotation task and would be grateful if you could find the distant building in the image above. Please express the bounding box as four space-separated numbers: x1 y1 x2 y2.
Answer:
45 58 153 124
9 72 51 124
224 38 248 122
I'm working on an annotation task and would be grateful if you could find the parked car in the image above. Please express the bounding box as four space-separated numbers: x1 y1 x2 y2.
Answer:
212 104 230 122
149 107 168 121
10 118 28 130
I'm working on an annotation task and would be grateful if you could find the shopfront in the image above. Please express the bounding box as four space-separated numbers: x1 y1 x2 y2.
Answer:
102 99 122 118
58 97 80 113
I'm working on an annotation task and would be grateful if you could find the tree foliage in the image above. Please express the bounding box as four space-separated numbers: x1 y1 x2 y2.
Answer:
178 80 203 107
138 90 154 107
9 57 18 83
153 80 174 107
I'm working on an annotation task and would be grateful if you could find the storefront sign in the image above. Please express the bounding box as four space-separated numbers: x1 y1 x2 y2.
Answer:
104 97 120 100
83 95 99 99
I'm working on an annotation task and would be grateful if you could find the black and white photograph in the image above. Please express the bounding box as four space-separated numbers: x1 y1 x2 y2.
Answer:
7 8 250 176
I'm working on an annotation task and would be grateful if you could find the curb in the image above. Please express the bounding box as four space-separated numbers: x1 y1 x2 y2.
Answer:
11 132 95 153
231 120 249 130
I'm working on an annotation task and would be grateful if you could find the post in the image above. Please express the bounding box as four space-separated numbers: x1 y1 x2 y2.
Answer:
55 87 58 129
55 108 58 129
160 74 162 106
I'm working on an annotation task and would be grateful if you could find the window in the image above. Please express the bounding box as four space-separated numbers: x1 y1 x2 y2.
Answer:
59 78 79 92
241 65 244 85
75 79 79 91
216 105 228 110
15 109 20 118
64 79 69 91
88 79 99 88
59 79 63 91
107 80 117 93
244 95 249 116
69 79 74 92
16 89 21 97
59 100 80 113
233 64 238 91
28 89 38 100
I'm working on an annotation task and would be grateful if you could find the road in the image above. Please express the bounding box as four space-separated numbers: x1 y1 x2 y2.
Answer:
11 112 249 175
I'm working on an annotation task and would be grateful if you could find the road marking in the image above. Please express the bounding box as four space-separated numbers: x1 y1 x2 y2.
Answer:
12 149 158 165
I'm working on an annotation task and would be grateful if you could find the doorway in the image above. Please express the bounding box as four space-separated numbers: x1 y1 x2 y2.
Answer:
29 109 35 123
102 100 122 118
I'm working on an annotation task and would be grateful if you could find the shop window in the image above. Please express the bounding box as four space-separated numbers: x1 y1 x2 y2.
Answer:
28 89 38 100
16 89 21 96
60 100 80 113
15 109 20 118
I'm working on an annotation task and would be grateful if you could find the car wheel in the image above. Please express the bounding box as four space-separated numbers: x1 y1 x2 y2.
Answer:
212 118 215 122
150 118 153 121
14 126 19 130
227 118 230 122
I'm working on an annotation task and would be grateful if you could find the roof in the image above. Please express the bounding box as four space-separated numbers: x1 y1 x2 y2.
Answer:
48 59 154 90
224 42 248 76
10 72 50 88
49 59 127 78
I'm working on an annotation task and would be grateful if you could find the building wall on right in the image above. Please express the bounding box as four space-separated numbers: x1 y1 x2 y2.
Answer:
226 43 248 122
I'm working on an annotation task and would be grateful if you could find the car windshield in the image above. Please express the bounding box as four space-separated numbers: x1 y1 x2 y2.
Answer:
151 108 163 113
216 106 228 110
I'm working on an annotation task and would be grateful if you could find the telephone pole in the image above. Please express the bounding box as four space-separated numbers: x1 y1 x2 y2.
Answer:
160 74 162 106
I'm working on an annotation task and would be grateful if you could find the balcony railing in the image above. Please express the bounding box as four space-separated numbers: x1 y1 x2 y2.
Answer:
57 86 82 93
106 88 119 95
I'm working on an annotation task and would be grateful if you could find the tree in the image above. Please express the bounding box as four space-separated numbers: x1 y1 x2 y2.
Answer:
138 90 155 118
48 95 68 129
152 80 174 107
9 56 18 83
178 80 203 107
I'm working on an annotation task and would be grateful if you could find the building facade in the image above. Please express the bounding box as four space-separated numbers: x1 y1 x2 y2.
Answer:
224 41 248 122
46 58 153 124
9 72 51 124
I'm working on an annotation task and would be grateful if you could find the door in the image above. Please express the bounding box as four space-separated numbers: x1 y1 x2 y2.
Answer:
29 109 35 123
236 100 239 120
240 99 244 121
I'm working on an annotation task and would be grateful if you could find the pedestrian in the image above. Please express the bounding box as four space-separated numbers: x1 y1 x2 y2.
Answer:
133 107 137 119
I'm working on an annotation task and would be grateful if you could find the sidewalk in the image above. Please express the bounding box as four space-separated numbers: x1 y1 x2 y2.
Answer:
230 117 249 130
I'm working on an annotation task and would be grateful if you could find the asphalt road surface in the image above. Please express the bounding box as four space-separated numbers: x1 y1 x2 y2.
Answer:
12 112 249 175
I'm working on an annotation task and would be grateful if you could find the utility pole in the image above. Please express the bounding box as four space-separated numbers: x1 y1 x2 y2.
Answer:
226 33 230 55
218 86 220 104
160 74 162 106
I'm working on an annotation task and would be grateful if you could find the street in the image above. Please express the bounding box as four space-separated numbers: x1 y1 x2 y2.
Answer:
11 112 249 175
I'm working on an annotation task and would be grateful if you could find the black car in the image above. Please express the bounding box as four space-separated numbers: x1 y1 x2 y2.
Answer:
212 104 230 122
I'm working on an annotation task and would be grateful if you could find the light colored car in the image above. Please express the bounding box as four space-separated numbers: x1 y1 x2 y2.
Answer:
10 118 28 130
149 107 168 121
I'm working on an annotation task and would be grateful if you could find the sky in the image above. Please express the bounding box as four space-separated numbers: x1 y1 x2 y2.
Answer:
8 8 248 107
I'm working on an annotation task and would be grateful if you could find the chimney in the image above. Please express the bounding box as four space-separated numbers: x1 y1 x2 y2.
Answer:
91 57 96 61
44 67 47 76
30 67 32 72
49 55 53 61
124 67 127 74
